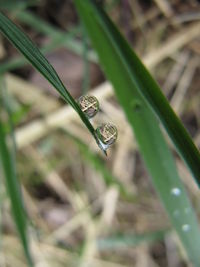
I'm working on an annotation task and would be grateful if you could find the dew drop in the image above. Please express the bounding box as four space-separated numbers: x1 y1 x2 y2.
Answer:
182 224 191 232
96 123 118 148
77 95 99 118
171 188 181 196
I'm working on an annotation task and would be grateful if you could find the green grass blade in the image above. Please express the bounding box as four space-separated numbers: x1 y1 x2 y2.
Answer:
81 26 90 94
0 11 96 74
74 1 200 265
0 80 33 266
0 0 38 11
15 10 66 37
0 26 80 74
97 229 168 250
0 12 103 151
15 10 97 62
75 1 200 187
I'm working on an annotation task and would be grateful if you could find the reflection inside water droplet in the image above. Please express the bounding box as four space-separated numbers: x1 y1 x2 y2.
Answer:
77 95 100 118
171 188 181 196
182 224 191 232
96 123 118 148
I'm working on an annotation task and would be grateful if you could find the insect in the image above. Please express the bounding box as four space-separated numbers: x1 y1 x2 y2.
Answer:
77 95 99 118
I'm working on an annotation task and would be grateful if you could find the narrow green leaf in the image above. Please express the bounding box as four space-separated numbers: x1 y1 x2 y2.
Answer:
15 10 97 62
0 12 104 152
74 1 200 265
0 0 38 11
97 229 168 250
0 11 97 74
81 25 90 94
75 1 200 187
0 80 33 266
0 26 81 74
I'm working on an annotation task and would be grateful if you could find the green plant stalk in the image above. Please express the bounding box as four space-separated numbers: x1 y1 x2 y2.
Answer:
0 26 81 74
81 25 90 94
0 127 33 267
75 1 200 187
74 1 200 265
0 80 33 266
97 229 169 250
0 12 107 153
15 10 97 62
0 11 97 74
0 0 38 11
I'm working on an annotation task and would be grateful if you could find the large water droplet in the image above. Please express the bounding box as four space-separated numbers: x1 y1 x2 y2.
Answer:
171 188 181 196
77 95 99 118
182 224 191 232
96 123 118 148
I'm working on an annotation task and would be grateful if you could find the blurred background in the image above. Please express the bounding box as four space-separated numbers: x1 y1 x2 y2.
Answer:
0 0 200 266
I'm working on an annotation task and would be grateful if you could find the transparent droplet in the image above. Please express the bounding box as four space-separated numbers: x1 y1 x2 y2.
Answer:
182 224 191 232
171 187 181 196
77 95 99 118
96 123 118 148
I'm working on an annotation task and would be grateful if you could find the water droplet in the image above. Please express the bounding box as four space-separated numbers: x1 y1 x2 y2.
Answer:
171 188 181 196
173 210 180 217
96 123 118 150
77 95 99 118
182 224 191 232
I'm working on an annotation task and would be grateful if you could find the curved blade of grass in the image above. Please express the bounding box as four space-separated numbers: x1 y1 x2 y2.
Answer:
0 80 33 266
15 10 71 38
0 11 97 74
97 229 168 250
0 0 38 11
0 26 81 74
0 12 105 152
15 10 97 62
74 1 200 265
81 25 90 94
0 27 80 74
75 1 200 187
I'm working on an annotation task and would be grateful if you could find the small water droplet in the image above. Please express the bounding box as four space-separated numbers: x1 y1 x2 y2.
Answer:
171 188 181 196
96 123 118 148
77 95 99 118
173 210 180 217
182 224 191 232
